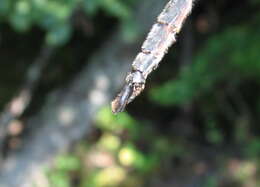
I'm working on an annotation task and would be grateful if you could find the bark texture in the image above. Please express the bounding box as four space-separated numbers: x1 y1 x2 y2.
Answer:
111 0 194 113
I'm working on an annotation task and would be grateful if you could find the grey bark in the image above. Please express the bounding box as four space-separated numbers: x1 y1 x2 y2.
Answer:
111 0 194 113
0 0 168 186
0 45 54 159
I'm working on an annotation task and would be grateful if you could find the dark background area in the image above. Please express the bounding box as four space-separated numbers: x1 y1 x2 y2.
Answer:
0 0 260 186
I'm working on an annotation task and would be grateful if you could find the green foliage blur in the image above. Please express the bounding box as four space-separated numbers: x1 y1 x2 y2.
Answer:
0 0 137 45
1 0 260 186
39 0 259 186
150 24 260 106
47 107 186 187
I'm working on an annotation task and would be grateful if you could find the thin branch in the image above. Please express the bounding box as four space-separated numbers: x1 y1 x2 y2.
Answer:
111 0 194 113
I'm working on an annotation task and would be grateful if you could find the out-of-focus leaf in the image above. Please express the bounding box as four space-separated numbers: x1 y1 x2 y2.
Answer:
205 119 223 145
245 138 260 158
97 133 121 151
55 155 81 171
82 0 100 16
150 24 260 106
45 23 72 46
93 166 126 187
9 0 32 31
120 17 139 42
48 171 70 187
1 0 139 45
95 106 139 138
118 144 146 170
0 0 11 17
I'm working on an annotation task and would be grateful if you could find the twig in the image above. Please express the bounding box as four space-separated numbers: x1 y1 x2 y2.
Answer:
111 0 194 113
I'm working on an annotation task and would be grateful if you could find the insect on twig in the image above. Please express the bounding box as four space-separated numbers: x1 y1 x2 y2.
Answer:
111 0 194 114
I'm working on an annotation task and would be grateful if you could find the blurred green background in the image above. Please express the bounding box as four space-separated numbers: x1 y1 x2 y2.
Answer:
0 0 260 187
